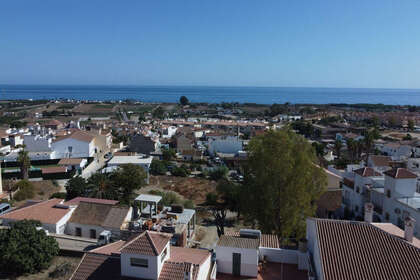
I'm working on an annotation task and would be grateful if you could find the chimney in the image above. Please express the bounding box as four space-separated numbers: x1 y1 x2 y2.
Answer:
364 202 374 223
404 216 415 243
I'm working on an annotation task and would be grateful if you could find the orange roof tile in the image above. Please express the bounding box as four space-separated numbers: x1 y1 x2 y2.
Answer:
1 199 71 224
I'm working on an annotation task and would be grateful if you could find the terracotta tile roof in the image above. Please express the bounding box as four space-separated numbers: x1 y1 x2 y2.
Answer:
354 167 381 177
120 231 171 256
384 168 417 179
168 246 211 265
217 235 260 249
1 199 70 224
55 130 94 143
58 158 84 165
89 240 126 255
68 201 129 229
41 166 67 174
314 219 420 280
64 197 119 206
372 223 420 249
317 189 343 212
158 262 190 280
45 119 63 126
70 253 122 280
225 232 280 248
369 155 392 167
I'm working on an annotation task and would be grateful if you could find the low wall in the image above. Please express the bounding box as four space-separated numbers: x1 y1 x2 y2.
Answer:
259 247 309 270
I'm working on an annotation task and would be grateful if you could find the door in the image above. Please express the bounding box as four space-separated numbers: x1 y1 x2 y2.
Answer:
232 253 241 276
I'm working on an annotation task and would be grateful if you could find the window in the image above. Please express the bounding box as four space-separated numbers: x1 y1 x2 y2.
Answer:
161 248 167 262
386 190 391 198
130 258 148 268
385 212 390 221
355 206 359 212
356 187 360 193
76 227 82 237
90 229 96 239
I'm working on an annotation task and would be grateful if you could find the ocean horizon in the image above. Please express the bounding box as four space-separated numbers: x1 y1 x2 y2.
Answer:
1 84 420 105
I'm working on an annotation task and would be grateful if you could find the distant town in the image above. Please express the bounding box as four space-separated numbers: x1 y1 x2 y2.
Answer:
0 97 419 280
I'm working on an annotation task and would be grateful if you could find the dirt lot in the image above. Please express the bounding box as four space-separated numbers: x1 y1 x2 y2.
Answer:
12 180 63 208
13 255 81 280
148 175 217 205
73 103 115 116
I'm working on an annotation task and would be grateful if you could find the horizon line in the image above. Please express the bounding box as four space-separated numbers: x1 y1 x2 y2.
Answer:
1 83 420 91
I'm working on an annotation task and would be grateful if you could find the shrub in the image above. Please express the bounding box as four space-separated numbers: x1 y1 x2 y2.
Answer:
13 180 35 201
209 166 229 181
150 160 168 175
49 262 73 278
172 166 188 177
49 192 67 199
183 199 195 209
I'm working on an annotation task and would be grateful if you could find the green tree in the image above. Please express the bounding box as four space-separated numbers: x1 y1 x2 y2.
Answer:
242 129 326 240
162 148 176 161
65 176 87 200
110 164 147 204
209 166 229 181
0 220 59 275
150 160 168 175
87 173 115 200
180 96 189 106
17 149 31 180
152 106 165 119
334 139 343 159
408 119 415 131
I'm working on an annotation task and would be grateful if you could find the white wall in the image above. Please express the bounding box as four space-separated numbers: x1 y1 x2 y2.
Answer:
306 219 323 280
197 255 211 280
208 136 243 156
215 246 258 277
66 222 105 239
24 135 52 152
52 138 94 158
121 242 170 279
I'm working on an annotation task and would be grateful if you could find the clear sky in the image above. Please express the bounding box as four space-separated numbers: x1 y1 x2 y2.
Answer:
1 0 420 88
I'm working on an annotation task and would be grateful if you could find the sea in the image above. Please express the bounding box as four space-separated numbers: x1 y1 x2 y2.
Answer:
1 85 420 105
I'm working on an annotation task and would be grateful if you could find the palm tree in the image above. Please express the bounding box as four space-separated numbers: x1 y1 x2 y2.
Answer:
346 138 355 162
364 130 375 164
87 172 113 199
334 139 343 159
17 149 30 180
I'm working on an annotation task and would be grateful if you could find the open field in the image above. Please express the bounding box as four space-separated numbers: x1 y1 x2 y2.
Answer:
12 180 63 207
148 175 217 205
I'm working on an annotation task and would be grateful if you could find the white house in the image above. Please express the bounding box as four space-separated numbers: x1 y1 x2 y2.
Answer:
65 200 131 240
306 217 420 280
0 199 75 234
161 126 177 139
216 235 259 277
52 130 96 158
208 135 243 156
70 230 213 280
106 155 153 183
377 142 412 159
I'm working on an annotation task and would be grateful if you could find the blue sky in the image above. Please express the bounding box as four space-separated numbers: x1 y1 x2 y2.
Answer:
1 0 420 88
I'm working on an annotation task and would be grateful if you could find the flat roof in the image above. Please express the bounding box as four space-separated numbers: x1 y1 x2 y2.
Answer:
107 155 152 165
135 194 162 203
